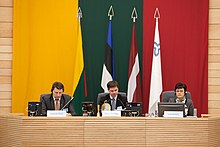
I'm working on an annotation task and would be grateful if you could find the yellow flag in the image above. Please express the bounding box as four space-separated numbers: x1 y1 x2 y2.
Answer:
12 0 81 114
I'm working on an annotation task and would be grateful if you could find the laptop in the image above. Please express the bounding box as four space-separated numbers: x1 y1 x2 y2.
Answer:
122 102 143 117
28 102 42 116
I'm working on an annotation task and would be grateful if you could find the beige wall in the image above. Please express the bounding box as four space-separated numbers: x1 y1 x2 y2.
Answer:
0 0 219 114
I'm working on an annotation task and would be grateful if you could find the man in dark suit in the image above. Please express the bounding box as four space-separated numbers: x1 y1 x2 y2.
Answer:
168 82 194 116
41 81 77 116
99 81 127 111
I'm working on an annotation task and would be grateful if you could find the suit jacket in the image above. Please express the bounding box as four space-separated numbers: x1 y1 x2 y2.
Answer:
168 97 194 116
41 94 77 116
99 93 127 110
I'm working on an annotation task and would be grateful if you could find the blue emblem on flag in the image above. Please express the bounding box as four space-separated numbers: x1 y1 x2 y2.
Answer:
154 42 160 56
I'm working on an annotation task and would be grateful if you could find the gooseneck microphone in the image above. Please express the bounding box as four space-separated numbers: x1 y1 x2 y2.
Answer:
61 96 74 110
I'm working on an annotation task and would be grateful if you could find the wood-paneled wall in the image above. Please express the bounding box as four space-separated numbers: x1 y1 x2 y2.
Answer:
209 0 220 114
0 0 220 115
0 0 12 113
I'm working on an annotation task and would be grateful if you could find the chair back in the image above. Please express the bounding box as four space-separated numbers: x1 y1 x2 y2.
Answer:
162 91 191 102
97 92 126 105
40 94 70 101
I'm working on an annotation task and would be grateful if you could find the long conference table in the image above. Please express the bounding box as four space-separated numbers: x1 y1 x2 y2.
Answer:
0 113 220 147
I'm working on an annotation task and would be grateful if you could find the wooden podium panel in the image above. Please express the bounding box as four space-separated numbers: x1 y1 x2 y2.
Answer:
208 116 220 146
145 117 209 147
84 117 146 147
21 117 84 147
0 114 21 146
1 114 220 146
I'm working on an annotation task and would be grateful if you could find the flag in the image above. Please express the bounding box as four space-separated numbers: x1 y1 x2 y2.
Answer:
12 0 79 114
127 22 142 102
148 17 163 115
72 7 87 115
101 20 114 92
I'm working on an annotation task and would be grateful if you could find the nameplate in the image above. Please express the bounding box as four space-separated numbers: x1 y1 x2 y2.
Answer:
47 110 66 117
102 110 121 117
163 111 183 118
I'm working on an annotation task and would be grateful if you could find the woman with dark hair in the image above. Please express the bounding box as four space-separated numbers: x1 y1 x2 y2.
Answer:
174 82 194 116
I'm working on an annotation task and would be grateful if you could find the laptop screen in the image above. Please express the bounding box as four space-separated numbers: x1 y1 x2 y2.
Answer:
125 102 142 116
28 102 42 116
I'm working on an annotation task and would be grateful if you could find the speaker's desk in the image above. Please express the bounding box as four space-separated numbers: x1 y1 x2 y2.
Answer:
0 114 220 147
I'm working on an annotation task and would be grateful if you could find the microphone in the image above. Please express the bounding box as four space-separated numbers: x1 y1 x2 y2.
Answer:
61 96 74 111
118 98 127 110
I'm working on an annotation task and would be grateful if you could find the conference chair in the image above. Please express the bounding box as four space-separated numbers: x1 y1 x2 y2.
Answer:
97 92 126 105
162 91 191 102
40 94 70 101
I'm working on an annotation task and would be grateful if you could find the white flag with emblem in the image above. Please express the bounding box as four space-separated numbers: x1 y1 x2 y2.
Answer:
148 17 163 115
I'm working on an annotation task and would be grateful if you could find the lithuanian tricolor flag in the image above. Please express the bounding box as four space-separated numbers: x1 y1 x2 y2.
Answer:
12 0 85 115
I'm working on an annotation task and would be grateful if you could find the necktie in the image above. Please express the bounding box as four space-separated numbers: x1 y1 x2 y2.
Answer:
111 98 116 110
55 99 60 110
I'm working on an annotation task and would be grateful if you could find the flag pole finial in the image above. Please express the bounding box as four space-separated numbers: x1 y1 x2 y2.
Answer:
77 7 82 20
154 8 160 19
131 7 138 23
108 5 114 20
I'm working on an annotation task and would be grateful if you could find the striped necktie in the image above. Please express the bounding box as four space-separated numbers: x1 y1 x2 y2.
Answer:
111 98 116 110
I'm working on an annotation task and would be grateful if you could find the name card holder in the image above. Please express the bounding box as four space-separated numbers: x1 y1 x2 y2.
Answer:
102 110 121 117
163 111 183 118
47 110 66 117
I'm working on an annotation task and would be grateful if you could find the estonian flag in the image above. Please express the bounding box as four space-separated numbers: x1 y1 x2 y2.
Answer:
101 20 114 92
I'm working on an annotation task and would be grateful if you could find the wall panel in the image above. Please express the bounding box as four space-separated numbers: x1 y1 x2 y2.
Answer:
0 76 11 83
209 86 220 93
209 63 220 70
0 23 12 38
209 9 220 24
209 0 220 8
0 0 13 7
209 70 220 78
0 61 12 68
209 0 220 115
0 38 12 45
0 84 11 91
0 0 12 113
209 93 220 100
209 25 220 40
0 7 12 22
